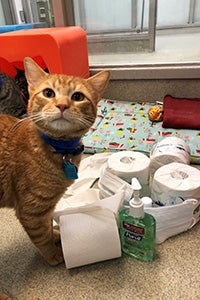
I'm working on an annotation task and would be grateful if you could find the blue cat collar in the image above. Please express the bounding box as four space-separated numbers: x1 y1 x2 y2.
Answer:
40 132 84 155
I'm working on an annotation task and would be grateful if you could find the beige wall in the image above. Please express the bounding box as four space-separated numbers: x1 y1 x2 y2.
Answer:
103 79 200 102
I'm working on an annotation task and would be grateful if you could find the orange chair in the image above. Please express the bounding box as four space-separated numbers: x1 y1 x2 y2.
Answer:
0 26 89 78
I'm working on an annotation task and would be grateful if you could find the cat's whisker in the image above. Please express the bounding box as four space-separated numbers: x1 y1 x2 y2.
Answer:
72 113 95 129
70 110 95 123
9 117 32 133
10 111 95 134
9 113 48 133
31 114 48 123
29 111 58 124
67 115 92 130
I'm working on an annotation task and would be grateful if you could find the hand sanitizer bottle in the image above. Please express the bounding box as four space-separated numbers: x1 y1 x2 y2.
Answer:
118 178 156 261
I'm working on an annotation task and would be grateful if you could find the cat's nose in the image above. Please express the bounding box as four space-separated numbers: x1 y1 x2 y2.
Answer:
56 104 68 112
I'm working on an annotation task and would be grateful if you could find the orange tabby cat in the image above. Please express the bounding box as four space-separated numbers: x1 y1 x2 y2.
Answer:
0 57 110 266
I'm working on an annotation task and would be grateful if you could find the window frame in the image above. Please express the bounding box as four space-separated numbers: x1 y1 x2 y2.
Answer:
52 0 157 52
52 0 200 80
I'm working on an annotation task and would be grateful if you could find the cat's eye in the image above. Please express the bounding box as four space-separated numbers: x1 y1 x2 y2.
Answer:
43 88 55 98
71 92 85 101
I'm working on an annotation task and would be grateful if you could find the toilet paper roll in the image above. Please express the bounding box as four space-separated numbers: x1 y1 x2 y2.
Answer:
150 137 190 176
54 189 124 269
60 209 121 269
151 162 200 206
106 151 150 196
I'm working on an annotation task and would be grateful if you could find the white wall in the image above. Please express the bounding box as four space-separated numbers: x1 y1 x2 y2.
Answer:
0 0 6 25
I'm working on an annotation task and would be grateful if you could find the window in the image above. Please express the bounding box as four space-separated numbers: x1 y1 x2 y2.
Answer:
5 0 200 79
55 0 157 53
51 0 200 79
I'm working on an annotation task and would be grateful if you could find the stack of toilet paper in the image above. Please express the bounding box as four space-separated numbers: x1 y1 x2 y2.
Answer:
149 137 191 176
148 162 200 242
151 162 200 206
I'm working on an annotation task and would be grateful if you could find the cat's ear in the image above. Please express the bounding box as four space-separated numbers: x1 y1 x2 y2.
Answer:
87 70 110 97
24 57 47 91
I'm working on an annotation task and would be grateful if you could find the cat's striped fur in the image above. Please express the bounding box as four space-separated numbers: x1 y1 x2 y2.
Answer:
0 57 110 267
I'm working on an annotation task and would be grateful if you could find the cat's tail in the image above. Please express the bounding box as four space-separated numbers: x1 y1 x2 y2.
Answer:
0 293 12 300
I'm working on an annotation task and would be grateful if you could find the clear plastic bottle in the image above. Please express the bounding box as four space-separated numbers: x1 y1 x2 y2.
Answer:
118 178 156 261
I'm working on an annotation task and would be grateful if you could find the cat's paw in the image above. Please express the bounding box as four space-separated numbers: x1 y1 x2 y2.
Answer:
53 229 61 244
45 246 64 266
0 293 12 300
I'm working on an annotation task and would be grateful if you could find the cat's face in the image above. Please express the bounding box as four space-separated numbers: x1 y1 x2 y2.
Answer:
24 57 110 139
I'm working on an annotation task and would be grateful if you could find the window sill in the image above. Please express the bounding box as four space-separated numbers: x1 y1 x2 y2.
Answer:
89 29 200 79
90 62 200 79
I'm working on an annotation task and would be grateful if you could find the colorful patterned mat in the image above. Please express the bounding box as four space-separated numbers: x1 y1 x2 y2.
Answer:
83 99 200 164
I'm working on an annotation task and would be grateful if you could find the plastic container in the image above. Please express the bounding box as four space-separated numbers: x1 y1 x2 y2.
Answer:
118 178 156 261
